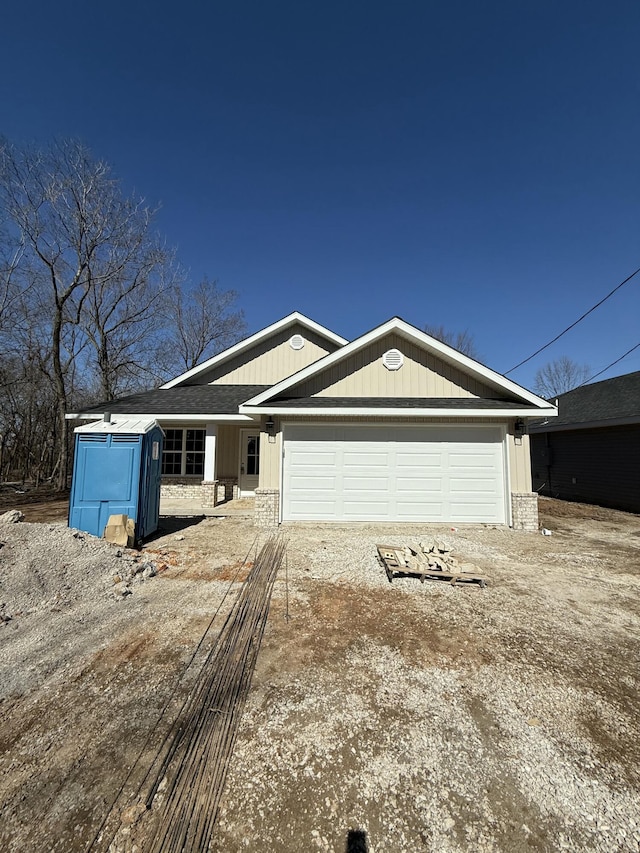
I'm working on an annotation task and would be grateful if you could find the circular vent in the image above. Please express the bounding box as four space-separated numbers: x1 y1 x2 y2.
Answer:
290 334 305 350
382 348 403 370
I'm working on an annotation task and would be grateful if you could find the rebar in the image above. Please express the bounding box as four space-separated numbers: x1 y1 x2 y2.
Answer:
144 534 286 853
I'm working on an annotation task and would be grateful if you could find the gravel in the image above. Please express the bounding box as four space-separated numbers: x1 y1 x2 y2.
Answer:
1 501 639 853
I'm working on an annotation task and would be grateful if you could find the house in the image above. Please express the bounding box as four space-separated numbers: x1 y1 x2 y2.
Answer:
529 370 640 513
68 312 556 530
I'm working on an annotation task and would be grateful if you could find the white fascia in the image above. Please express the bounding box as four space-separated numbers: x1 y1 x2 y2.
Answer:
161 312 348 389
240 317 556 411
239 406 557 418
66 413 257 422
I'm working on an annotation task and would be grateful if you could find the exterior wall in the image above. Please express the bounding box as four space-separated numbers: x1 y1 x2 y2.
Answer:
195 324 337 385
161 423 243 503
260 416 537 527
161 477 208 500
530 424 640 513
511 493 539 531
216 424 242 478
259 418 282 490
292 333 502 399
255 488 280 527
507 430 532 493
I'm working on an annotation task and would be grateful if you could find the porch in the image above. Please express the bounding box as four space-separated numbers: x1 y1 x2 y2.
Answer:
159 496 256 518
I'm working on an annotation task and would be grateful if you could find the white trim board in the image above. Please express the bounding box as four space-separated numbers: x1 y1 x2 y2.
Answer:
241 406 555 418
66 413 256 423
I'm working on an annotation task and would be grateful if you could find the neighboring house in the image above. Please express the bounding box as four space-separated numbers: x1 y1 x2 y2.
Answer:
68 312 556 529
529 370 640 513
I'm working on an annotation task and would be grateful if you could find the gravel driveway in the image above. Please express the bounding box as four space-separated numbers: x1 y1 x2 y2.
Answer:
1 498 639 852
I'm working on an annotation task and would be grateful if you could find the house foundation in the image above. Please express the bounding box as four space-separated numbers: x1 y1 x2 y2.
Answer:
161 477 206 501
511 492 539 531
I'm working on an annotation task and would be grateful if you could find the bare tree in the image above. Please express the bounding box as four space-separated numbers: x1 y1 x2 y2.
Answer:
533 356 591 399
424 324 479 359
0 138 174 486
163 277 246 372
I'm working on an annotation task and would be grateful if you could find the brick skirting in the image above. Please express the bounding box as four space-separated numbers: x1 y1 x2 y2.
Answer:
511 492 539 531
161 477 206 501
255 489 280 527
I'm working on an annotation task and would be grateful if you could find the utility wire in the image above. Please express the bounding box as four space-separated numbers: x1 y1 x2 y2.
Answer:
504 265 640 374
575 341 640 388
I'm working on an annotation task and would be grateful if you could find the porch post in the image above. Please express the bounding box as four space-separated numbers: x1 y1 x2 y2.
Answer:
202 423 218 506
204 423 217 481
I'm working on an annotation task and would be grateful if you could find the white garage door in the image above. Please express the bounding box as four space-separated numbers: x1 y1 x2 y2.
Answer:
282 424 506 523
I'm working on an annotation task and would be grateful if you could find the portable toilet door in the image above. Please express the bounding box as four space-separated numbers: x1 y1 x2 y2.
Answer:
69 417 164 541
137 423 164 539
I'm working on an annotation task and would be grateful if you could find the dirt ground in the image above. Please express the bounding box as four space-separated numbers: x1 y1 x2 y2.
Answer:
1 495 639 852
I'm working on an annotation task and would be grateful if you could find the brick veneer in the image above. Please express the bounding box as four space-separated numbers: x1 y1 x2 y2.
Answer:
160 477 206 500
255 489 280 527
511 492 539 531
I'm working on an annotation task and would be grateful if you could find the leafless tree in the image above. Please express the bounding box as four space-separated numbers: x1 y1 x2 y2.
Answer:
424 324 479 359
533 356 591 399
164 277 246 372
0 138 175 487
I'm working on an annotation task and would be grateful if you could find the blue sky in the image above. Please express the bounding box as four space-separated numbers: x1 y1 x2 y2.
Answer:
2 1 640 389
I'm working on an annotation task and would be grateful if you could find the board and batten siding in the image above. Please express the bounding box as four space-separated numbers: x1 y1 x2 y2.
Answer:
216 425 242 478
507 430 531 493
292 334 501 399
258 416 531 495
195 325 335 385
530 424 640 513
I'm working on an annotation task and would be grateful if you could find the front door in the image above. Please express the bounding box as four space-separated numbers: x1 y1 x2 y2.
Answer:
239 430 260 496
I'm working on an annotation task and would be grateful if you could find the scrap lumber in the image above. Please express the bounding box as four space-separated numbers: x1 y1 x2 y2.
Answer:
377 543 487 588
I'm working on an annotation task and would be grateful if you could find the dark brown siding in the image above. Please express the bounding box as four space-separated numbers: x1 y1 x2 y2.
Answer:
530 425 640 513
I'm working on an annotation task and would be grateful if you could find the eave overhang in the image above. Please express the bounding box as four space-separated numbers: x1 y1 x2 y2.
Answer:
66 412 256 422
240 405 557 418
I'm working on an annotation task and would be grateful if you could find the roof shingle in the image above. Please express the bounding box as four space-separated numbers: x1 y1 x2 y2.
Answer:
75 385 270 416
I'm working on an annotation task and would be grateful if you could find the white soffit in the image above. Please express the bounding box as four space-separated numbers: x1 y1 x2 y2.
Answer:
241 317 556 411
161 312 348 389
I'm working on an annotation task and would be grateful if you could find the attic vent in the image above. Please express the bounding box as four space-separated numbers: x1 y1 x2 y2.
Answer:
290 334 305 350
382 348 404 371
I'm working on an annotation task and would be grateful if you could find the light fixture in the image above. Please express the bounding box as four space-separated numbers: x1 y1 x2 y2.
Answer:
514 418 526 439
265 416 275 435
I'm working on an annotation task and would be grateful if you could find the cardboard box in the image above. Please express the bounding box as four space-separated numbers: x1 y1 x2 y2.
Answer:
104 514 135 548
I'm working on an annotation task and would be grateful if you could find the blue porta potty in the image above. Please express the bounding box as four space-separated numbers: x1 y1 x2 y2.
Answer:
69 416 164 541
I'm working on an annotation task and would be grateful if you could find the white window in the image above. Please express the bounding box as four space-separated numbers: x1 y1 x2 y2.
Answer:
162 428 206 476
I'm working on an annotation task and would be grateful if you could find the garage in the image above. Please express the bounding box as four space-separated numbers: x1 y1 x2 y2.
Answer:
282 424 507 523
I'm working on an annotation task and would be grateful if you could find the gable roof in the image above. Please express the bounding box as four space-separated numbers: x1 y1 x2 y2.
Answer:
161 312 348 389
529 370 640 432
240 317 557 417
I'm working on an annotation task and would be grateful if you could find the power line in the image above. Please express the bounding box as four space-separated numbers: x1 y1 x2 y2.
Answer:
575 341 640 388
504 265 640 374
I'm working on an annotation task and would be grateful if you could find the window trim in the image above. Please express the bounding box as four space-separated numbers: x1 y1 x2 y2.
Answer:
162 427 206 477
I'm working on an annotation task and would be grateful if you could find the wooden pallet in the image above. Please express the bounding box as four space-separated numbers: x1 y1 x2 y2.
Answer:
376 544 487 588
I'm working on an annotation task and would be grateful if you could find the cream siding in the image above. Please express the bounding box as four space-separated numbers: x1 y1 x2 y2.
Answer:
216 425 241 478
195 325 335 385
259 416 282 490
507 429 532 493
289 334 504 399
